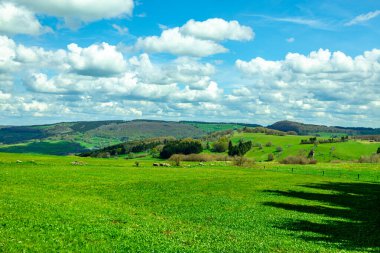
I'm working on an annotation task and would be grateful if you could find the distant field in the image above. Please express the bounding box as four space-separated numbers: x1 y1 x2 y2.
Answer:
183 122 245 133
230 132 380 162
0 153 379 252
0 141 89 155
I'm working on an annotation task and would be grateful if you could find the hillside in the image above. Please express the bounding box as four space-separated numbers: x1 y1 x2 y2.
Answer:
268 120 380 136
230 132 379 162
0 120 251 155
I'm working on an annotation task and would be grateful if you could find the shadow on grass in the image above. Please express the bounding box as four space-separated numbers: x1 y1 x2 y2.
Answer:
0 141 89 155
264 182 380 251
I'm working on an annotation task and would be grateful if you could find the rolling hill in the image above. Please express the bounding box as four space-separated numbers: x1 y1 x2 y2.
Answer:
268 120 380 136
0 120 252 155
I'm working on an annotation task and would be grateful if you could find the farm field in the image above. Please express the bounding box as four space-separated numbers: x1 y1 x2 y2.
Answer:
0 153 379 252
230 133 380 162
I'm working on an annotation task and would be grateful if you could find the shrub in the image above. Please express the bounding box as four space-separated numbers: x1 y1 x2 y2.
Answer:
96 152 111 158
265 142 272 147
276 146 283 152
267 153 274 161
170 153 232 162
377 147 380 154
169 154 183 166
212 140 228 153
358 154 380 163
280 155 317 165
232 156 254 167
309 159 318 164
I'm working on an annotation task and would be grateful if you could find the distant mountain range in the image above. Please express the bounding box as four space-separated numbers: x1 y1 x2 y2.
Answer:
0 119 378 155
0 120 253 154
268 120 380 136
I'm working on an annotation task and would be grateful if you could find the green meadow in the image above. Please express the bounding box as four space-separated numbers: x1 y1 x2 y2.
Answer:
230 133 379 162
0 153 379 252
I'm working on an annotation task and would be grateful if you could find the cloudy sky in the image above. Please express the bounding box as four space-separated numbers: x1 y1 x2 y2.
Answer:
0 0 379 127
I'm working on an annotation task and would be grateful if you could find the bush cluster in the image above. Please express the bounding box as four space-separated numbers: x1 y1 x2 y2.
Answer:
160 139 203 159
212 137 229 152
300 136 348 145
358 154 380 163
169 153 232 163
228 140 252 156
280 155 317 165
241 127 292 136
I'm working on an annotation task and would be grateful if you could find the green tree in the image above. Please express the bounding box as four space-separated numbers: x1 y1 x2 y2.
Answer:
212 137 229 152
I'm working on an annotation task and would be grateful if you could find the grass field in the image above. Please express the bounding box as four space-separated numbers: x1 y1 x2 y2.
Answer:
230 133 380 162
0 153 379 252
184 122 245 133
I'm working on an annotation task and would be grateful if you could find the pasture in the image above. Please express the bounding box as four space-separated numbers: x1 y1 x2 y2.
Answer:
0 153 379 252
231 133 380 162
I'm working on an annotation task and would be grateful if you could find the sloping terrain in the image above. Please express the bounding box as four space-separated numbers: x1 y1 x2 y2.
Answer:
269 120 380 136
230 132 380 162
0 120 247 155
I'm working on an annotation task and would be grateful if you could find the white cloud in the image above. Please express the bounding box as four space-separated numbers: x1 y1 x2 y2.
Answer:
24 71 223 104
1 32 379 126
158 24 169 30
0 35 69 74
136 18 254 57
249 14 328 29
234 48 380 125
130 54 215 89
0 36 18 73
136 27 227 57
0 2 46 35
112 24 129 35
345 10 380 26
67 43 127 77
0 91 11 100
9 0 134 23
180 18 254 41
286 37 295 43
25 73 72 93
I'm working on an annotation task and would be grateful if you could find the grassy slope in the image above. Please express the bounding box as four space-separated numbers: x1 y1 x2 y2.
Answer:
183 122 245 133
0 141 89 155
230 133 380 162
0 153 379 252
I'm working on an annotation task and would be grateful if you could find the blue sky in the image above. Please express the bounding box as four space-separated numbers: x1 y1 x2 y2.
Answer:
0 0 379 127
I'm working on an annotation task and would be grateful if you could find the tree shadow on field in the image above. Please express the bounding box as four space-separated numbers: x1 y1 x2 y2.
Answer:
263 182 380 252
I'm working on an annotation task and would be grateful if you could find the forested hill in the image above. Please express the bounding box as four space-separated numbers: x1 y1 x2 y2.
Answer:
268 120 380 136
0 120 253 155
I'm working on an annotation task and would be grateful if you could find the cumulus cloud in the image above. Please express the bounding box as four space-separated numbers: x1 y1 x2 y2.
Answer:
0 2 46 35
136 18 253 57
67 43 127 77
24 71 223 104
180 18 254 41
2 31 379 126
345 10 380 26
234 48 380 125
0 36 18 73
136 28 227 57
0 91 11 101
0 35 68 75
9 0 134 24
129 54 215 89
